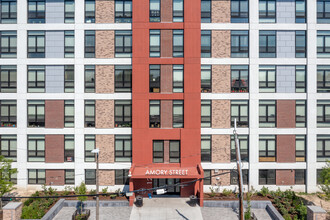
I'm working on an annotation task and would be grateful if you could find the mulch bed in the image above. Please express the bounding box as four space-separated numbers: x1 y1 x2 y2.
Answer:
203 193 270 201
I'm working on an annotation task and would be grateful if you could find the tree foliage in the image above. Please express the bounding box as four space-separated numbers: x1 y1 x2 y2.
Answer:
0 155 17 197
319 161 330 200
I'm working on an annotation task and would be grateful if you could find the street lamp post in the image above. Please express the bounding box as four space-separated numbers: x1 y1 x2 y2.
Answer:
91 148 100 220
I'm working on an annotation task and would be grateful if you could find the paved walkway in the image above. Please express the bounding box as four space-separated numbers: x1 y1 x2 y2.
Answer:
201 207 238 220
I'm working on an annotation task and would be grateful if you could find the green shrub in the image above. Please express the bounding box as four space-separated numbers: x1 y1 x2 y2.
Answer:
102 187 108 194
222 189 232 196
209 187 216 197
319 161 330 200
283 214 292 220
259 186 270 197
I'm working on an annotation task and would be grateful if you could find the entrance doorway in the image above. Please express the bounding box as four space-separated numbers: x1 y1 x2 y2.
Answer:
152 179 180 195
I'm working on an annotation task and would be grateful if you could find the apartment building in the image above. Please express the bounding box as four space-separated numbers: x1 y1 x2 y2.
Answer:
0 0 329 204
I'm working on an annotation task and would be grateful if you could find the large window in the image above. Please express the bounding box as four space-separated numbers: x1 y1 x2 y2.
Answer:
259 135 276 162
318 65 330 93
0 65 16 93
28 135 45 162
259 66 275 93
64 100 74 128
28 31 45 58
173 100 183 128
203 169 211 185
295 169 305 185
259 0 276 23
231 65 249 93
259 169 275 185
64 31 74 58
28 169 45 184
28 0 45 23
85 135 95 162
84 100 95 127
150 0 160 22
115 135 132 162
317 100 330 127
259 100 276 128
201 0 211 23
230 170 249 185
150 100 160 128
85 0 95 23
231 135 249 162
170 141 180 163
85 65 95 93
201 135 211 162
231 100 248 127
85 169 95 185
0 135 16 161
231 0 249 23
153 140 164 163
27 66 45 93
115 31 132 58
296 31 306 58
317 31 330 58
115 0 132 23
64 0 74 23
231 31 249 58
259 31 276 58
318 0 330 23
173 30 184 57
115 66 132 92
0 100 16 127
296 66 306 93
201 65 211 93
150 30 160 57
115 100 132 127
296 135 306 162
65 169 74 184
1 0 17 24
201 100 211 127
296 0 306 23
201 31 211 58
317 135 330 162
150 65 160 93
173 0 183 22
65 65 74 93
27 100 45 127
296 100 306 128
64 135 74 162
85 30 95 58
115 169 129 185
0 31 16 58
173 65 184 93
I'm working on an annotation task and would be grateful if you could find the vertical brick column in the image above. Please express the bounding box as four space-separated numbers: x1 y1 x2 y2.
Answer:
3 202 23 220
276 135 296 162
95 100 114 128
96 65 115 93
161 100 173 128
100 170 115 186
277 100 296 128
161 0 173 22
212 100 230 128
212 65 231 93
164 140 170 163
96 135 115 163
276 170 294 185
96 31 115 58
46 169 65 185
212 31 231 58
212 0 230 23
161 30 173 58
45 135 64 163
212 135 231 163
161 65 173 93
45 100 64 128
95 0 115 23
211 170 230 186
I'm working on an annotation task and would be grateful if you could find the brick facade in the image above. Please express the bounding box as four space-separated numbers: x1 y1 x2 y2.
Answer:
212 135 231 163
164 140 170 163
96 65 114 93
99 170 115 186
211 169 230 186
95 100 114 128
96 30 115 58
96 134 115 163
45 135 64 163
277 100 296 128
212 65 231 93
46 169 65 186
161 0 173 22
161 30 173 58
212 100 230 128
212 0 230 23
45 100 64 128
212 31 231 58
161 65 173 93
277 135 296 162
276 169 295 185
95 0 114 23
161 100 173 128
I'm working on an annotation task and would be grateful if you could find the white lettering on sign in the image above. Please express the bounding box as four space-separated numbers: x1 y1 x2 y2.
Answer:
145 169 188 176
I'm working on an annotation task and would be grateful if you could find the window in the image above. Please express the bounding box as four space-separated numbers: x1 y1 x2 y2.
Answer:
65 31 74 58
28 0 45 23
115 0 132 23
318 66 330 93
64 0 74 23
231 31 249 58
173 0 183 22
296 66 306 93
231 65 249 93
296 100 306 128
1 0 17 24
27 100 45 127
318 31 330 58
170 141 180 163
231 100 248 127
115 169 129 185
0 135 16 161
85 169 95 185
259 66 275 93
231 135 249 162
150 65 160 93
85 65 95 93
259 169 275 185
65 65 74 93
259 100 276 127
8 172 16 184
317 169 323 184
173 100 183 128
85 135 95 162
85 30 95 58
173 65 184 93
296 31 306 58
115 100 132 127
28 31 45 58
230 170 249 185
0 65 16 93
296 0 306 23
0 31 16 58
84 100 95 127
0 100 16 127
201 135 211 162
203 169 211 185
65 169 74 184
85 0 95 23
27 135 45 162
115 31 132 58
153 140 164 163
27 66 45 93
201 0 211 23
201 31 211 58
295 170 305 185
64 100 74 127
317 100 330 127
317 135 330 162
28 169 45 184
318 0 330 23
64 135 74 162
296 135 305 162
115 135 132 162
201 100 211 127
150 100 160 128
115 66 132 92
150 0 160 22
231 0 249 23
259 0 276 23
173 30 184 57
259 135 276 162
150 30 160 57
201 65 211 93
259 31 276 58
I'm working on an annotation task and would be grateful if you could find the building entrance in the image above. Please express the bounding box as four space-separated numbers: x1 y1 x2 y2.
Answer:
152 179 180 195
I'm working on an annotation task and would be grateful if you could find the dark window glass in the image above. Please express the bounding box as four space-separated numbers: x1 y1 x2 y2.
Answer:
85 135 95 162
150 30 160 57
169 140 180 163
296 100 306 128
115 100 132 127
173 65 183 93
64 135 74 162
318 65 330 93
296 31 306 58
115 135 132 162
296 135 306 162
259 100 276 128
231 100 249 128
295 169 305 185
1 0 17 24
85 169 95 185
150 0 160 22
64 65 75 93
259 169 275 185
27 66 45 93
203 169 211 185
259 0 276 23
231 31 249 58
27 135 45 162
317 0 330 23
201 100 211 127
173 100 183 128
64 100 74 128
173 30 184 57
173 0 183 22
201 135 211 162
259 66 275 93
317 135 330 162
231 0 249 23
150 65 160 93
317 169 323 184
115 65 132 92
0 31 16 58
153 140 164 163
201 30 211 58
28 31 45 58
230 170 249 185
115 169 129 185
259 135 276 162
201 0 211 23
28 0 45 23
296 66 306 93
296 0 306 23
231 135 249 162
85 65 95 93
28 169 45 184
64 0 75 23
201 65 211 93
317 31 330 58
150 100 160 128
84 100 95 127
115 0 132 23
231 65 249 93
65 169 75 184
85 0 95 23
115 31 132 57
85 30 95 58
0 135 16 161
0 65 16 93
259 31 276 58
27 100 45 127
317 100 330 127
0 100 16 127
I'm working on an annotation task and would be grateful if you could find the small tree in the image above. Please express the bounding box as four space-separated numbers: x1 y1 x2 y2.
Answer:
0 156 18 209
319 161 330 200
76 182 87 214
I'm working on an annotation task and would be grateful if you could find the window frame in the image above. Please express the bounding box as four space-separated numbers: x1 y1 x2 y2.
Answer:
28 169 45 184
259 135 276 162
27 100 45 127
231 30 249 58
0 0 17 24
27 31 45 58
259 169 276 185
173 100 184 128
231 100 249 128
173 30 184 57
27 0 45 24
115 0 132 23
231 135 249 162
0 135 16 161
115 100 132 127
64 135 74 162
259 31 276 58
0 100 16 127
84 30 95 58
259 100 276 128
115 135 132 162
115 65 132 92
115 30 132 58
153 140 164 163
201 135 211 162
27 135 45 162
84 100 95 128
201 100 211 127
149 65 160 93
84 65 95 93
0 65 16 93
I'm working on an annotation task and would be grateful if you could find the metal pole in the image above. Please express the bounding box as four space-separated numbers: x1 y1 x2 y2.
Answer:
234 118 244 220
96 153 99 220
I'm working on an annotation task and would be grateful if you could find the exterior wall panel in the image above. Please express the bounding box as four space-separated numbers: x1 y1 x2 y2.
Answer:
212 135 231 163
96 135 115 163
45 135 64 163
96 65 114 93
96 31 115 58
46 66 65 93
95 100 114 128
160 65 173 93
277 135 296 163
276 0 295 23
45 100 64 128
46 0 65 23
212 31 230 58
276 31 295 58
276 66 295 93
212 65 230 93
276 169 295 185
100 170 115 186
46 169 65 185
161 100 173 128
161 30 173 58
96 0 115 23
212 0 230 23
212 100 230 128
46 31 65 58
161 0 173 22
277 100 296 128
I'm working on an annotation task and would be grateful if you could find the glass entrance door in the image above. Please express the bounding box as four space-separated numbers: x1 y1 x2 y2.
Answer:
152 178 180 195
